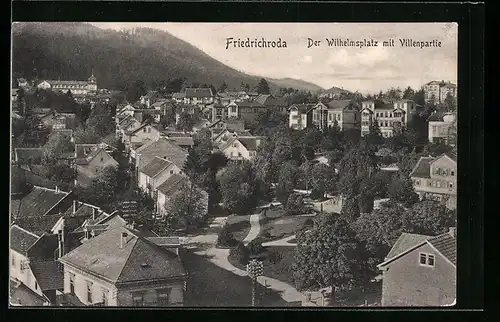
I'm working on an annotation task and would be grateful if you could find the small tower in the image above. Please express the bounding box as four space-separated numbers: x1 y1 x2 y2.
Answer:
88 69 97 84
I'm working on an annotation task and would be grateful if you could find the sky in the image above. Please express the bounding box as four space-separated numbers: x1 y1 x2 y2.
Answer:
90 22 457 94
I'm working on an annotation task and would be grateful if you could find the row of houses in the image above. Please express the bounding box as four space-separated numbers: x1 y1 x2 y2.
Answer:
10 185 188 307
423 80 457 105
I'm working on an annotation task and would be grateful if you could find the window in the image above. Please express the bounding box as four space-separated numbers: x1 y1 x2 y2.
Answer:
451 170 455 176
143 128 147 133
102 289 109 306
69 273 75 294
419 253 435 267
415 180 420 186
86 281 93 304
436 181 441 188
157 292 169 306
449 182 453 189
35 282 38 290
133 294 144 306
170 170 174 175
100 157 104 162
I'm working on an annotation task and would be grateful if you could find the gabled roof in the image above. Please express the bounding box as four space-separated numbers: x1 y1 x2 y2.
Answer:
409 156 435 179
157 174 188 196
172 92 186 99
146 237 180 247
150 100 168 108
254 94 287 107
26 232 84 261
136 138 188 170
167 137 194 147
185 88 213 98
12 186 71 220
140 157 174 178
141 91 159 100
59 226 187 284
238 137 261 152
14 214 65 237
378 231 456 268
10 225 40 254
29 261 64 291
288 103 316 113
326 99 357 111
425 80 442 85
209 119 224 128
10 279 49 306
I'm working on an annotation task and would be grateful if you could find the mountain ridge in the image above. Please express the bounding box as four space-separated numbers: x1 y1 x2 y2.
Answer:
12 22 325 94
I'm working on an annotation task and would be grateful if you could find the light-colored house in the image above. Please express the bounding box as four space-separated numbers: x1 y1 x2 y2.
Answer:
183 88 214 105
156 174 208 218
123 123 161 150
410 153 457 210
74 144 119 187
138 156 183 198
254 94 288 114
40 112 77 131
360 99 417 137
217 136 262 161
37 73 97 95
58 226 187 307
288 104 315 130
377 229 456 306
172 92 186 104
428 112 456 144
131 137 188 175
312 100 361 131
140 91 161 108
424 81 457 104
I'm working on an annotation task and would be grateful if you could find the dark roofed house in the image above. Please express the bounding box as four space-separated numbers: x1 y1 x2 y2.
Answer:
58 226 188 306
134 137 188 172
183 88 214 105
140 91 161 108
217 136 263 161
9 279 50 306
11 186 73 222
377 229 456 306
138 156 183 198
288 104 316 130
167 137 194 150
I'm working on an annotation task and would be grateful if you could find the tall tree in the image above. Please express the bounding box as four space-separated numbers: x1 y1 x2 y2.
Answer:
388 173 419 207
256 78 270 94
402 86 415 100
126 80 146 103
275 161 299 204
337 146 377 198
402 200 456 235
165 181 208 233
218 81 228 93
217 161 260 214
292 215 369 302
311 163 336 198
444 93 457 112
43 133 74 161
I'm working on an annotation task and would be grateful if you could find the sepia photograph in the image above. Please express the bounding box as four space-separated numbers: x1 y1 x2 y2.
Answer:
10 22 457 307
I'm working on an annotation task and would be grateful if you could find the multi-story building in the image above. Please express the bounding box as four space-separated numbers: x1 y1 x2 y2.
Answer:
360 99 417 137
216 136 263 162
37 73 98 96
423 81 457 104
410 153 457 210
377 229 456 306
288 104 315 130
428 112 456 144
226 101 268 124
312 100 361 131
182 88 214 105
58 226 188 307
138 156 183 199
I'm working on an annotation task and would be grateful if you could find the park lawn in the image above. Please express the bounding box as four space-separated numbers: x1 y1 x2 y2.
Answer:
262 246 296 287
225 214 251 242
258 209 313 242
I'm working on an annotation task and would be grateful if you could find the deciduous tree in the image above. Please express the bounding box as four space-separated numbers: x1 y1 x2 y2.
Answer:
388 173 419 207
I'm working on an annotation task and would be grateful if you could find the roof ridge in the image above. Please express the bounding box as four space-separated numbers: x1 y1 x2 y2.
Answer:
11 224 41 239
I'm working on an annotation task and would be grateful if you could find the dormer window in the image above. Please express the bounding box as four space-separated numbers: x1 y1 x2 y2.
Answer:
419 253 435 267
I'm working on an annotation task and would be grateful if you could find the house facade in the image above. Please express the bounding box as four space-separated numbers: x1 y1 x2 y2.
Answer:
217 136 262 161
288 104 315 130
313 100 361 131
58 227 188 307
140 91 161 108
360 99 417 137
410 154 457 209
123 123 161 151
428 112 456 144
183 88 214 105
226 101 267 124
75 145 119 187
423 81 457 104
138 157 183 198
377 230 456 306
37 73 97 95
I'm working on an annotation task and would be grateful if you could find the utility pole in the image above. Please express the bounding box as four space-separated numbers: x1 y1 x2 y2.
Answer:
246 259 264 307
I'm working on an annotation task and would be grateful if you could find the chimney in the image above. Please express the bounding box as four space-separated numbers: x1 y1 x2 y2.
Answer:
57 229 65 258
120 232 128 248
448 227 456 238
55 186 59 193
84 227 89 240
73 200 77 214
92 208 96 221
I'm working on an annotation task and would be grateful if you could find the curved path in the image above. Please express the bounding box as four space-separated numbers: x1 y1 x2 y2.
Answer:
191 211 315 306
262 235 297 247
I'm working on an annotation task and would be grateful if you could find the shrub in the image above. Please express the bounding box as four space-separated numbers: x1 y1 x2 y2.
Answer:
309 189 324 200
267 249 283 264
246 239 265 256
285 193 306 216
229 241 249 264
216 226 237 248
304 218 314 226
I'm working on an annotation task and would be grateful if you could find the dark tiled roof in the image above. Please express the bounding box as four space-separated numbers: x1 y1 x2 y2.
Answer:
10 279 49 306
409 156 435 179
142 91 159 100
427 233 456 265
10 225 40 254
14 214 64 236
235 101 266 108
157 174 188 196
75 144 98 159
14 148 45 164
238 137 260 151
425 81 442 85
185 88 213 98
326 99 356 111
136 138 188 170
11 166 58 195
146 237 180 246
254 94 286 107
427 111 447 122
385 233 430 260
289 104 315 113
172 92 186 99
29 261 64 291
60 227 187 284
168 137 194 147
140 157 173 178
13 186 71 220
